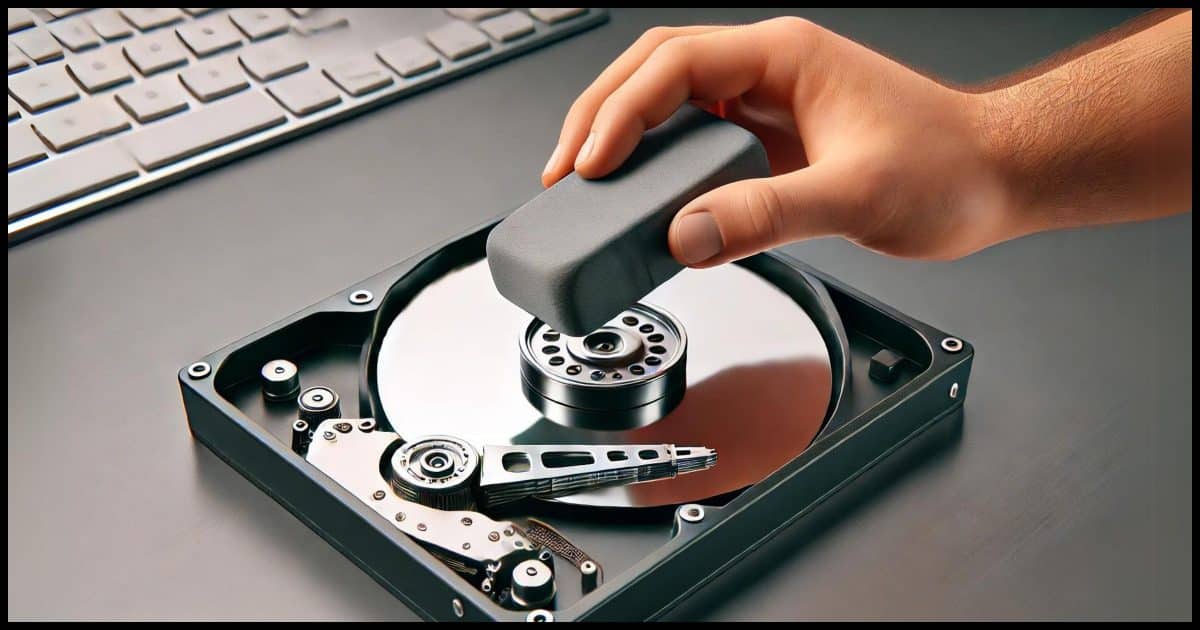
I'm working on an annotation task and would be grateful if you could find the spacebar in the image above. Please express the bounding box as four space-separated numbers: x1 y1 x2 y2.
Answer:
7 144 139 220
122 91 287 170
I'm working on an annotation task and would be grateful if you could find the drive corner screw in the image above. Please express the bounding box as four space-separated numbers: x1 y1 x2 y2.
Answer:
187 361 211 379
941 337 963 353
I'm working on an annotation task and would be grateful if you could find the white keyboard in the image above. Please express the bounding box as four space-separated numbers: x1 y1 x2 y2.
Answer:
7 8 606 244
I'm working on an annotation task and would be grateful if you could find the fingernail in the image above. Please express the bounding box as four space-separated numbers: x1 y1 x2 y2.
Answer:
675 212 723 265
542 143 563 180
575 132 597 168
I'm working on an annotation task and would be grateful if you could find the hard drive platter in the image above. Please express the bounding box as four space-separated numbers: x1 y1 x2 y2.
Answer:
180 220 974 621
375 261 832 508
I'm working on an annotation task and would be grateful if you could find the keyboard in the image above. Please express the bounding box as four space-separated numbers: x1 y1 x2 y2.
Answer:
7 8 606 244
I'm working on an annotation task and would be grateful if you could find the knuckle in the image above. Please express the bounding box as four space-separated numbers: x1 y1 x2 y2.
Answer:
740 181 787 244
566 87 604 122
639 26 680 46
565 95 592 122
655 36 693 61
762 16 823 51
766 15 817 36
641 36 694 79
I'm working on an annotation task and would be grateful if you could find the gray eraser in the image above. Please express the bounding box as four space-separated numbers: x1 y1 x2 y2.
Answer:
486 107 769 336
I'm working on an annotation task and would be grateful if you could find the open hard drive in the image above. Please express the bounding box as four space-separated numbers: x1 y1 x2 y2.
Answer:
179 218 973 621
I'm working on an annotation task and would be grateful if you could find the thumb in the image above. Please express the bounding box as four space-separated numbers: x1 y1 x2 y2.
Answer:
667 166 852 268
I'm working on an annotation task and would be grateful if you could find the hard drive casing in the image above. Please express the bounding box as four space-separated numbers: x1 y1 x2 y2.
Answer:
179 218 973 621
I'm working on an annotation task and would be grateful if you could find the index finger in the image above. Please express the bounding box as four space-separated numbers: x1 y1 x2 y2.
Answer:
574 27 773 179
542 25 727 187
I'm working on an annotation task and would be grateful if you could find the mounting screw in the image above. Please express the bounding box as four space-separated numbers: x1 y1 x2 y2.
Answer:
941 337 963 353
488 531 500 542
452 598 464 618
395 512 406 522
349 289 374 305
527 610 554 622
359 420 375 432
372 490 386 501
461 517 473 526
679 504 705 523
187 361 211 379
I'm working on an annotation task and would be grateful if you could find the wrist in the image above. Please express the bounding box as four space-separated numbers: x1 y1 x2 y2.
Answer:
970 88 1042 240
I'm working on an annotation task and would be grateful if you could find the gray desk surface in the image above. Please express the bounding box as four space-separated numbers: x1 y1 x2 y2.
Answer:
8 8 1191 621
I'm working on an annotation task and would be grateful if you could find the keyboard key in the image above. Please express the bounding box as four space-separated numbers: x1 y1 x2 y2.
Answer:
115 76 189 123
11 28 65 63
183 8 217 17
238 39 307 81
376 38 441 78
123 32 188 75
8 42 29 72
445 9 509 21
44 9 88 20
176 18 243 57
479 11 534 42
528 8 586 24
31 99 130 151
67 47 134 93
8 65 79 112
8 123 48 170
119 8 184 31
48 18 101 52
86 9 133 40
120 90 286 169
324 56 393 96
179 57 250 102
8 96 19 121
293 12 348 36
267 70 340 115
9 8 35 33
7 143 139 219
426 21 490 61
229 8 291 41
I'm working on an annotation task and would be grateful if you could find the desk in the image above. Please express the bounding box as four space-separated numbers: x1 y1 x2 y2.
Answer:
8 8 1190 620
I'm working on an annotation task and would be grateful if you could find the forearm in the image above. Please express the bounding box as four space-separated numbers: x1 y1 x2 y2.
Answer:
979 10 1192 236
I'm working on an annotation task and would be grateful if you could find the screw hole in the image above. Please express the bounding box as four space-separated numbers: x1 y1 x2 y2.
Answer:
187 362 211 379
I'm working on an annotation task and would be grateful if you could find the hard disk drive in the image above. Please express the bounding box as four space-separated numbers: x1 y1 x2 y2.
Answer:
179 219 973 621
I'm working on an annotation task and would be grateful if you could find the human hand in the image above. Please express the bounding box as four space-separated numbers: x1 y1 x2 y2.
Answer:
541 13 1192 267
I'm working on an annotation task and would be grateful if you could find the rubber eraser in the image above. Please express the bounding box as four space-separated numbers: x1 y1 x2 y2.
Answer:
486 107 769 336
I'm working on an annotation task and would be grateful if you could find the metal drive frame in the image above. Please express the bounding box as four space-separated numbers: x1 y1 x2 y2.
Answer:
179 216 973 621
